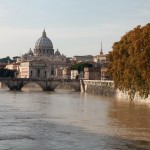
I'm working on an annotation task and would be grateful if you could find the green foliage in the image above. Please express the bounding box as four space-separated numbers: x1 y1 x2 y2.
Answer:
0 68 16 77
0 56 14 63
71 63 93 73
108 23 150 98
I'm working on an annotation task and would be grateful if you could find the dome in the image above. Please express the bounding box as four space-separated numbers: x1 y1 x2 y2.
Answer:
28 48 33 56
35 30 53 49
55 49 61 56
34 30 54 56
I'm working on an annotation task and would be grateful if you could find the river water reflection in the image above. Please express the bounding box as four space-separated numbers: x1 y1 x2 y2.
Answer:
0 88 150 150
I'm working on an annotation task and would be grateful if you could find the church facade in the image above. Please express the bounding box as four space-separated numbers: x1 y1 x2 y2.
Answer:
20 30 70 79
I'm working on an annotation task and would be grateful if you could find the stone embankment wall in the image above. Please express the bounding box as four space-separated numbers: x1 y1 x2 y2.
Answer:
116 89 150 103
81 80 116 96
81 80 150 103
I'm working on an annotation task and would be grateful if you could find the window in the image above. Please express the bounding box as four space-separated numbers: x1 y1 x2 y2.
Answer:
51 69 54 75
45 71 47 77
37 69 40 74
37 69 40 77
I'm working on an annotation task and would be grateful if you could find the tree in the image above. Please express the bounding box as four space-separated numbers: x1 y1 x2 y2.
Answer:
0 68 16 77
70 62 93 73
108 23 150 99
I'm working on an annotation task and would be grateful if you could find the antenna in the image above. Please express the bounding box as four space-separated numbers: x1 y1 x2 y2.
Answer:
100 42 103 54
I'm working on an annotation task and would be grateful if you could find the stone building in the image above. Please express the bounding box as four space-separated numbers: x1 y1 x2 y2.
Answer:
62 67 70 79
93 42 110 80
100 60 110 80
93 42 107 62
5 63 20 71
73 55 93 63
71 70 79 79
19 30 70 79
84 67 101 80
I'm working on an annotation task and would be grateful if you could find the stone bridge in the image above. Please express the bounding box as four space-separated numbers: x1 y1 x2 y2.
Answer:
0 78 80 91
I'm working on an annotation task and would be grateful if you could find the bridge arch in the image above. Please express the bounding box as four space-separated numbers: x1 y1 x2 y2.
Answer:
0 81 10 89
21 81 44 91
53 82 80 91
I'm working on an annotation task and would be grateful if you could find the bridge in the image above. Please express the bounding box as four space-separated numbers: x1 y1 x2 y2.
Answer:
0 78 81 91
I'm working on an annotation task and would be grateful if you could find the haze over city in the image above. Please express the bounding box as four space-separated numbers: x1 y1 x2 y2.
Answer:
0 0 150 58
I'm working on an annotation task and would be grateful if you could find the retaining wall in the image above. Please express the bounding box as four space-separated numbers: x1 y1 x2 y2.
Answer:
82 80 150 103
82 80 116 96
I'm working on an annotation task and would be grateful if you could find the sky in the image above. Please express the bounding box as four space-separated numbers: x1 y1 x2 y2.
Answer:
0 0 150 58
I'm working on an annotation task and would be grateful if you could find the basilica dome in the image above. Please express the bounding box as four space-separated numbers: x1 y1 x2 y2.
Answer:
34 30 54 56
35 30 53 49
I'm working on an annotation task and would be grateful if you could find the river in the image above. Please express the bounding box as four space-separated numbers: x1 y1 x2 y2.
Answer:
0 88 150 150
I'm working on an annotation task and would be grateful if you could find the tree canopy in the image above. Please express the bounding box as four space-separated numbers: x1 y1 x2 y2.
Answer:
71 62 93 73
0 56 14 63
0 68 16 77
108 23 150 98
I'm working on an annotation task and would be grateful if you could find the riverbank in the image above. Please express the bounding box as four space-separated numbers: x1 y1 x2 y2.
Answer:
82 80 150 104
116 90 150 104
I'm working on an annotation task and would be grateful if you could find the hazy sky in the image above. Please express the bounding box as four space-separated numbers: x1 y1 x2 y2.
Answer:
0 0 150 58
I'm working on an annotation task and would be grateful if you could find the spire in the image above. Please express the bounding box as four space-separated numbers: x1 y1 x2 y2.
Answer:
100 41 103 55
42 28 46 37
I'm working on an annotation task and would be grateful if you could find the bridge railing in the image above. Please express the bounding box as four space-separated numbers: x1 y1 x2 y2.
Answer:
0 77 80 82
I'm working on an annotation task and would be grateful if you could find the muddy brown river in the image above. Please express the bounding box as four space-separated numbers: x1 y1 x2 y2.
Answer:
0 88 150 150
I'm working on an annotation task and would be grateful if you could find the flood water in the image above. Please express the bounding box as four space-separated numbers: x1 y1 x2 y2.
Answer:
0 88 150 150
